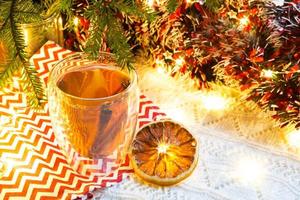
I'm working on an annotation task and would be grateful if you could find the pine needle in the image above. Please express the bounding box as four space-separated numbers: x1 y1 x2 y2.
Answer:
166 0 178 13
0 0 45 108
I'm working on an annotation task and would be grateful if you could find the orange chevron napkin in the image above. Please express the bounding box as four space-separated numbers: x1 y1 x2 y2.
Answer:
0 41 166 199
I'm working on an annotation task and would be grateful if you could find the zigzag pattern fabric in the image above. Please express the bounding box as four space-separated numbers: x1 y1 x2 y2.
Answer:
0 41 166 199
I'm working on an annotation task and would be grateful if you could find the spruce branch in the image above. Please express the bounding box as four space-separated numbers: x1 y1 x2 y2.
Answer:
107 12 134 69
204 0 223 11
0 56 19 88
84 1 109 59
20 61 45 107
166 0 178 13
0 0 46 108
59 0 154 70
112 0 155 21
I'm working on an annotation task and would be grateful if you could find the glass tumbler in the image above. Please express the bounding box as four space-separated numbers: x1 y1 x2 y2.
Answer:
48 53 139 177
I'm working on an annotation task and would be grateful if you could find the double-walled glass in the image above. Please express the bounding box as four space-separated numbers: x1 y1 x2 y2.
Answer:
48 53 139 177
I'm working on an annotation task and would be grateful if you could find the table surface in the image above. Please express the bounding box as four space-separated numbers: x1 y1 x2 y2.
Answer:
97 126 300 200
1 41 300 200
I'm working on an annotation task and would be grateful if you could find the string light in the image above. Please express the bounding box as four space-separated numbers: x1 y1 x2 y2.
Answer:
239 16 250 27
286 130 300 148
146 0 153 7
235 157 265 184
146 0 159 8
201 93 229 110
175 57 185 67
73 17 79 27
185 0 195 4
261 69 274 78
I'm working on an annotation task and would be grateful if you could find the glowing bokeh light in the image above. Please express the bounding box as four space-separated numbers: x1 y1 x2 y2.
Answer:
236 157 265 184
201 93 228 110
186 0 195 4
73 17 79 27
146 0 155 8
239 16 250 27
261 69 274 78
286 130 300 148
175 57 185 67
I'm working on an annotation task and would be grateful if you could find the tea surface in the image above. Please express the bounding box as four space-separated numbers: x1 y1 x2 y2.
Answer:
57 66 130 98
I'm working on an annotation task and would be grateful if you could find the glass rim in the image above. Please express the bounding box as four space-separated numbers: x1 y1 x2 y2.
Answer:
49 52 138 102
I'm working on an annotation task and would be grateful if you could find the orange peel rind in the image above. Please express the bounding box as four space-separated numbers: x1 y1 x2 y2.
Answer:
129 120 198 186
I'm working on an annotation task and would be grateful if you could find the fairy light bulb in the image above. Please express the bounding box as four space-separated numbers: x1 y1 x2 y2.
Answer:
175 57 185 67
201 93 228 110
73 17 79 27
286 130 300 148
146 0 156 8
186 0 195 5
239 16 250 27
261 69 274 78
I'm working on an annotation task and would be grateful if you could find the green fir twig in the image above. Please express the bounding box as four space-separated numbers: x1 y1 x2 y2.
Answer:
0 0 45 108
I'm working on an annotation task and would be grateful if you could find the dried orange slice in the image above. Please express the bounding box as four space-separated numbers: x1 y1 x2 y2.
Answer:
129 120 198 186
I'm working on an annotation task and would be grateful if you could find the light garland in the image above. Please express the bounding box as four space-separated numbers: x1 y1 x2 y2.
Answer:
261 69 274 78
175 57 185 67
238 16 250 30
239 16 250 26
185 0 195 5
73 16 79 27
